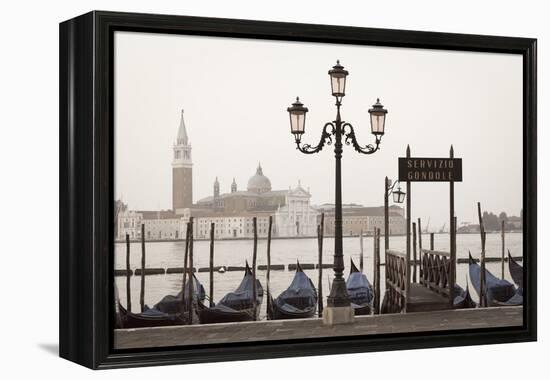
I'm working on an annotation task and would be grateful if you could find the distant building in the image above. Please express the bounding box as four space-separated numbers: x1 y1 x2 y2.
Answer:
117 209 143 240
117 111 318 240
457 223 480 233
507 216 522 230
317 204 405 236
193 166 318 239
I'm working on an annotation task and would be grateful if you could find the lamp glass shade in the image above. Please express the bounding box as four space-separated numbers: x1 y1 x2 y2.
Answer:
330 74 347 97
393 187 405 204
369 98 388 135
328 61 348 97
287 97 308 135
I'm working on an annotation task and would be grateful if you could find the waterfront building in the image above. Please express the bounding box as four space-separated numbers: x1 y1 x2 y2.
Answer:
117 209 143 239
317 204 406 236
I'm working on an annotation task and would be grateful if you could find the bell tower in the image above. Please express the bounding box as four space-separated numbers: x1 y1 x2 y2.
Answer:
172 109 193 214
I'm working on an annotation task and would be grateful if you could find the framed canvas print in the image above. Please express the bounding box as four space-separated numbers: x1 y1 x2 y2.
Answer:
59 11 537 369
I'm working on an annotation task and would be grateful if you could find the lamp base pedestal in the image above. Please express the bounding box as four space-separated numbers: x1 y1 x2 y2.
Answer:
322 306 355 325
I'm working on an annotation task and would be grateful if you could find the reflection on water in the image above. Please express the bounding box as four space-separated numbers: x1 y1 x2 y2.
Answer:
114 232 522 320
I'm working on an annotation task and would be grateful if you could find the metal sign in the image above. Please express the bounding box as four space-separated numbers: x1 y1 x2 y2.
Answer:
398 157 462 182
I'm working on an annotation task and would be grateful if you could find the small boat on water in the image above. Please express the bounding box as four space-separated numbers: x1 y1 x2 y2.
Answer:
468 252 516 306
118 274 205 328
346 259 373 315
508 251 523 288
198 262 263 324
268 261 317 320
453 284 476 309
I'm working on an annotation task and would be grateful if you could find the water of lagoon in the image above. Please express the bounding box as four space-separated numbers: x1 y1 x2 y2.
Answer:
114 232 522 320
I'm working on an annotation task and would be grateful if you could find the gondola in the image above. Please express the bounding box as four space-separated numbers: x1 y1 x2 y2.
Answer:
494 287 523 306
346 259 373 315
468 252 516 306
268 261 317 320
453 284 476 309
118 303 186 328
153 274 206 314
508 251 523 288
118 274 205 328
198 261 263 324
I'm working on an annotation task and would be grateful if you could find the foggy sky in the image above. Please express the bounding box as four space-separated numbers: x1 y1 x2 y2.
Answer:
114 31 523 229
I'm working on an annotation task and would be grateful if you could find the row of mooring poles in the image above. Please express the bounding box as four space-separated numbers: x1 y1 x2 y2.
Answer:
124 224 147 313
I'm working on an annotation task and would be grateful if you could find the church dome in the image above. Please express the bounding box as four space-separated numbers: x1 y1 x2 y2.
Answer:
247 163 272 193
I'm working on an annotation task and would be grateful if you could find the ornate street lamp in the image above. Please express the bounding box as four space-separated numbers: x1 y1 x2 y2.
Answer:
382 177 406 314
384 178 406 250
287 60 388 321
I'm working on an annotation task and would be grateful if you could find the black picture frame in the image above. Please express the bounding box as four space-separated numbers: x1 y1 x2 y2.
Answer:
59 11 537 369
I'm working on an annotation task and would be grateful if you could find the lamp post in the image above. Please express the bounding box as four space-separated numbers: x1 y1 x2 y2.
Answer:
384 177 405 250
287 61 388 323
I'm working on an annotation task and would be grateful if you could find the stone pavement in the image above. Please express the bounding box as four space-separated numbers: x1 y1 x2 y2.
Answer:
114 306 522 349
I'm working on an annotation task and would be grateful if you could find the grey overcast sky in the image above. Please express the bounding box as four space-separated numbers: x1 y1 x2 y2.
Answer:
114 31 522 229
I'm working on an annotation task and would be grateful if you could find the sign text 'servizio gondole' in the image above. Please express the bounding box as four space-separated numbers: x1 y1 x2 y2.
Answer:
398 157 462 182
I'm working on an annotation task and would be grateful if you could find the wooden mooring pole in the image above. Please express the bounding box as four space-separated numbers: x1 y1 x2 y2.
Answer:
430 233 434 251
359 229 364 273
180 221 190 315
209 222 215 307
317 213 325 317
449 145 456 306
266 216 273 318
406 145 411 299
374 227 381 314
412 222 417 283
384 176 390 251
139 224 146 312
125 233 131 312
252 217 258 321
404 145 411 300
417 219 423 282
501 220 505 280
187 217 195 324
477 203 487 307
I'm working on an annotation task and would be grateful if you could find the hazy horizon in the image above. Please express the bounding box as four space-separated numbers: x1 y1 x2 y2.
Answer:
114 31 523 228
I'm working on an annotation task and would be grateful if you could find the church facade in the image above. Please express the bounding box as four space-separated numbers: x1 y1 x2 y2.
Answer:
192 164 319 239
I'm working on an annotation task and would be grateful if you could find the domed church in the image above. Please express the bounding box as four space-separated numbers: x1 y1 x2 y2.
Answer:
193 163 319 239
196 163 285 210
